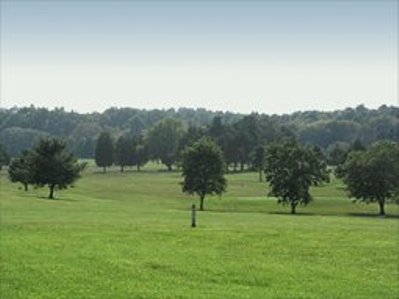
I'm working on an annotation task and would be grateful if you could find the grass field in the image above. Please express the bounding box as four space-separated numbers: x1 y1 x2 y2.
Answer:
1 164 398 298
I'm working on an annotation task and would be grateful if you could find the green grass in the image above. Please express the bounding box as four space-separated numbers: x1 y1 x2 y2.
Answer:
1 165 398 298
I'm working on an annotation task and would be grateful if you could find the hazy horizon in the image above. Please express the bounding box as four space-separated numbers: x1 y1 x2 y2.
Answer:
1 0 398 114
2 102 397 116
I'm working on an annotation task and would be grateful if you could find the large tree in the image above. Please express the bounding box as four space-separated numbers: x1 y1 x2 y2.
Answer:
95 132 114 172
264 140 330 214
147 118 185 171
30 138 86 199
8 150 34 191
181 137 227 211
337 141 399 216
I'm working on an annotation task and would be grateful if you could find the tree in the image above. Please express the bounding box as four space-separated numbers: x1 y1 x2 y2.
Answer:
0 143 10 170
337 141 399 216
8 150 34 191
115 135 133 172
30 138 86 199
328 142 349 166
131 135 149 171
349 139 366 152
147 118 185 171
251 145 266 182
95 132 114 172
264 140 330 214
181 137 227 211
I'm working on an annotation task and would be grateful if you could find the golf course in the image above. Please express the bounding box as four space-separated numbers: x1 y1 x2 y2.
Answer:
1 164 398 299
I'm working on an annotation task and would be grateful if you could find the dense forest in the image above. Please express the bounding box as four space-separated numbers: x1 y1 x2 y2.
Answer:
1 105 398 168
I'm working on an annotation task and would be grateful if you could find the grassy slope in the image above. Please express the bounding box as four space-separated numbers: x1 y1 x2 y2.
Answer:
1 166 398 299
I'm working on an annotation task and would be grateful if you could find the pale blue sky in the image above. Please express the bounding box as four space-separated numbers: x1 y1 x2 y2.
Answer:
1 0 397 113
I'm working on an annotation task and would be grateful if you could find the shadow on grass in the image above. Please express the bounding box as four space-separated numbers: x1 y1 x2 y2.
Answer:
346 212 399 219
195 208 399 219
37 196 78 202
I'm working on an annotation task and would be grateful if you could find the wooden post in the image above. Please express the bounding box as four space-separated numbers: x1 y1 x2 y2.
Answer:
191 204 196 228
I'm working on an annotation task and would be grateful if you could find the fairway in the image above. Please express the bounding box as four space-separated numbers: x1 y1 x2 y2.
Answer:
1 166 398 299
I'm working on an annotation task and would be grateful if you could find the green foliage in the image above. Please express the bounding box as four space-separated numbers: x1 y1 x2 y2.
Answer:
0 127 48 157
251 145 266 182
8 150 34 191
0 143 10 169
327 142 350 166
181 137 227 210
338 141 399 216
264 140 330 214
114 135 134 172
147 118 186 171
95 132 114 172
30 138 86 199
131 135 149 171
1 105 398 161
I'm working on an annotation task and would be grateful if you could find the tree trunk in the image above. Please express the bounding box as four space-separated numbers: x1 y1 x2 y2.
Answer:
200 195 205 211
378 198 385 216
259 169 263 182
291 202 297 214
103 166 106 173
49 185 55 199
240 162 244 172
137 164 140 172
120 165 124 173
167 164 172 171
24 183 28 191
233 162 237 172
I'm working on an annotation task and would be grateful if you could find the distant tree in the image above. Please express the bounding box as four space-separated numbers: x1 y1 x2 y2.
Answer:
233 114 261 171
208 116 225 144
30 138 86 199
311 145 329 186
95 132 114 172
337 141 399 216
132 135 149 171
147 118 185 171
178 126 205 155
0 127 48 157
181 137 227 211
349 139 366 152
8 150 34 191
0 144 10 170
264 140 330 214
328 143 348 166
251 145 266 182
115 135 133 172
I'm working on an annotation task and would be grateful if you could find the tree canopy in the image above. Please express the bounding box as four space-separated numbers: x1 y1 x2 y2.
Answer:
181 137 227 211
147 118 186 171
337 141 399 216
95 132 114 172
264 140 330 214
8 150 34 191
30 138 86 199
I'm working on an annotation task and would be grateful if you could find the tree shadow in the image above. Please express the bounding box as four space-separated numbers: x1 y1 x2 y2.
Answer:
346 212 399 219
37 196 78 202
192 208 399 219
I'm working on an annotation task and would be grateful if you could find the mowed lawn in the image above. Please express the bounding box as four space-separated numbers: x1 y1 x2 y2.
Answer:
1 165 398 299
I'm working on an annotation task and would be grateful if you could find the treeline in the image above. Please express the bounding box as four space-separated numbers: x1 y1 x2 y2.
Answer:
0 105 398 161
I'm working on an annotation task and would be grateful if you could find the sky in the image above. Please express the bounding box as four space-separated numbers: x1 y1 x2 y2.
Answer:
1 0 398 114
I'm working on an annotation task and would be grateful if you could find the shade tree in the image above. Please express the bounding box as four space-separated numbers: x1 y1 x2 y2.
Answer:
337 141 399 216
264 139 330 214
181 137 227 211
